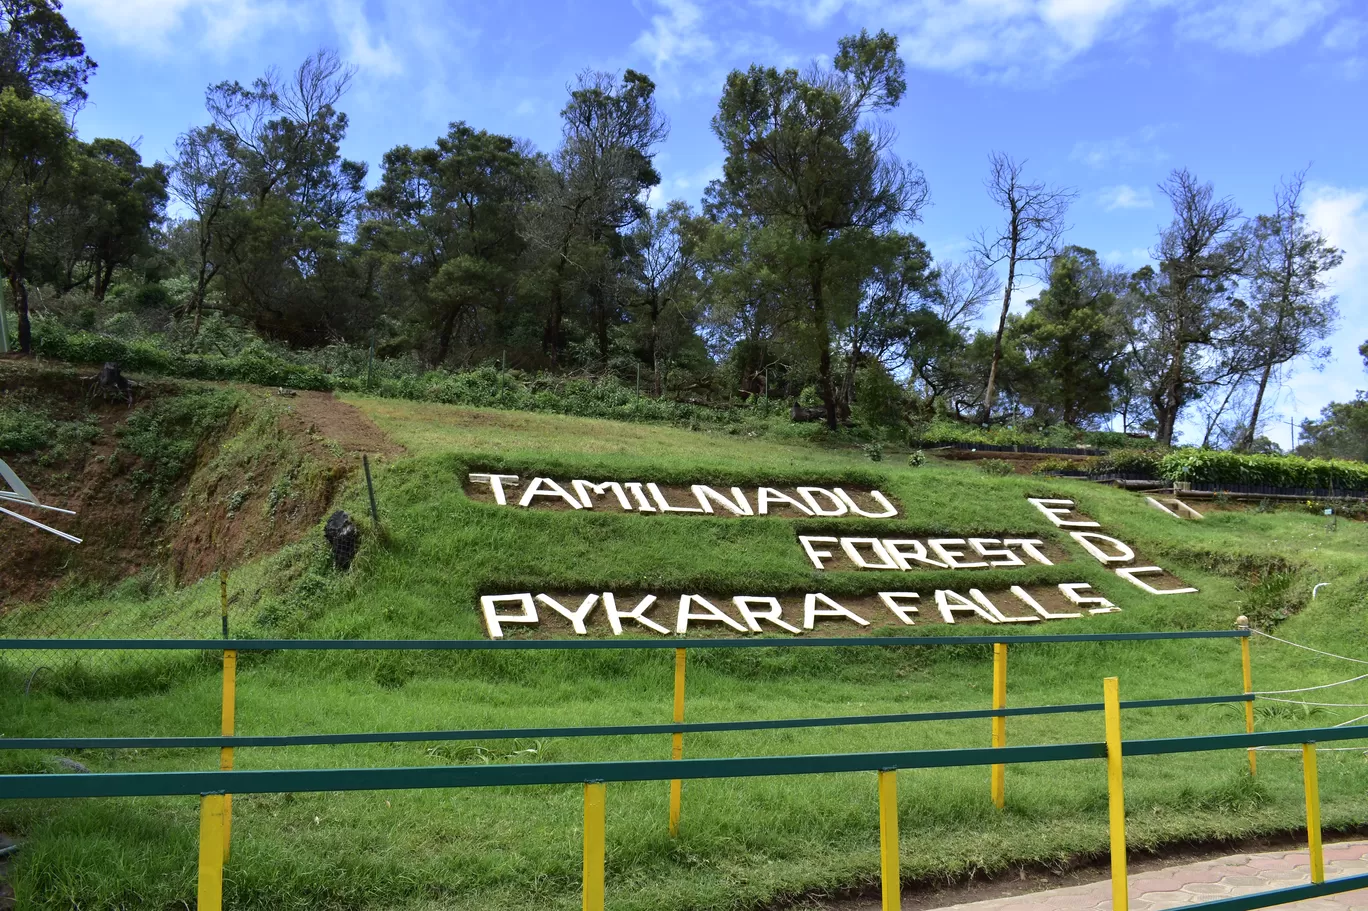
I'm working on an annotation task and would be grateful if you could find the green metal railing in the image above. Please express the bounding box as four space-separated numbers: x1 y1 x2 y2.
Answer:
4 627 1342 911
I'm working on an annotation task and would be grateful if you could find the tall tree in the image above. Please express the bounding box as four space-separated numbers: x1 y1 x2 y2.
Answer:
970 152 1075 424
1009 247 1126 426
712 28 928 428
628 200 702 392
527 69 666 365
1237 172 1342 448
838 231 937 401
0 0 94 108
198 48 367 340
0 87 69 352
53 138 168 299
169 124 240 334
1144 168 1247 445
366 122 537 366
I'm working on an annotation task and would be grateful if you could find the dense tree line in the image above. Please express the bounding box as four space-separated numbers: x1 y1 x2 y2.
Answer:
0 2 1351 448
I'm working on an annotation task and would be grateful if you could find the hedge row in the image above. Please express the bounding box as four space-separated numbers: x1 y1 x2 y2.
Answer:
914 418 1150 451
28 327 789 430
1159 449 1368 491
1034 448 1368 490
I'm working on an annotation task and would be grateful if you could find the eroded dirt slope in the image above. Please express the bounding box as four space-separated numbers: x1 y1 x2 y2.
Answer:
0 359 399 605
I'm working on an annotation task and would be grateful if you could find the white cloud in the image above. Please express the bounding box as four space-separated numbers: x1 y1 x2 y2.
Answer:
1322 18 1367 50
1174 0 1337 53
65 0 295 54
1102 247 1153 268
632 0 718 71
1070 126 1167 170
736 0 1360 79
1283 185 1368 415
1099 184 1154 210
326 0 402 77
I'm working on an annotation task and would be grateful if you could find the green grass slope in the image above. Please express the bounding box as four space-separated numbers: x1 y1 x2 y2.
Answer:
3 396 1368 911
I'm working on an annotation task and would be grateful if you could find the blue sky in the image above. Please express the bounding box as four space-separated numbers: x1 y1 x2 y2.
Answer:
63 0 1368 445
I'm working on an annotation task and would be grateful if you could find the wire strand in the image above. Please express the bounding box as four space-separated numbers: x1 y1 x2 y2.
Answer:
1258 696 1368 707
1254 671 1368 696
1251 629 1368 666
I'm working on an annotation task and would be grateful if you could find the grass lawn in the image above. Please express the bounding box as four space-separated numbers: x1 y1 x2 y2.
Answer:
3 395 1368 910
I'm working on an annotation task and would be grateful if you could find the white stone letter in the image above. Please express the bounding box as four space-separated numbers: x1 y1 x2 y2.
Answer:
518 477 584 509
970 588 1039 623
969 538 1025 567
1003 539 1054 566
1070 532 1136 564
834 488 898 518
692 485 754 516
1027 498 1100 528
840 537 899 570
572 480 634 511
797 487 849 517
1009 585 1080 620
648 483 706 514
928 539 989 569
677 594 749 633
733 596 801 634
1059 583 1120 614
603 593 670 635
934 590 1000 624
468 473 520 506
755 487 814 516
1115 567 1198 596
623 483 657 512
878 592 920 625
799 535 839 570
480 594 538 638
535 594 599 635
884 539 948 570
803 593 870 629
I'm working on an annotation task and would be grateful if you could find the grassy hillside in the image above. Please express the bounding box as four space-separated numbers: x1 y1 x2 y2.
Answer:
2 395 1368 910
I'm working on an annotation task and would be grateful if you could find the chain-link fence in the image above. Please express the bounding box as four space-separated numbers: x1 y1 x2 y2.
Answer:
0 566 241 694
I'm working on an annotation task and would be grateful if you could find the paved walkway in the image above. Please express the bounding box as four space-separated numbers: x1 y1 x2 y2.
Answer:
935 842 1368 910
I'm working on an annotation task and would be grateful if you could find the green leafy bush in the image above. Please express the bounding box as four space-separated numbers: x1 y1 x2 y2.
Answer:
1093 449 1165 476
977 458 1014 476
913 417 1149 451
1159 450 1368 490
0 404 55 453
907 450 926 468
1031 457 1087 475
862 442 884 462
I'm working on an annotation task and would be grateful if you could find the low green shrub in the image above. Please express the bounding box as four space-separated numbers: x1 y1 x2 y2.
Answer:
977 458 1014 476
1031 457 1087 475
912 417 1150 452
0 403 55 453
907 450 926 468
861 442 884 462
1159 450 1368 490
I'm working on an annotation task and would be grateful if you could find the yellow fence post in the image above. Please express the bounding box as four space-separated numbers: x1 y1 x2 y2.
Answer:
197 793 226 911
220 648 236 861
1238 615 1256 776
668 647 686 837
220 568 236 862
583 782 607 911
878 769 900 911
1104 676 1128 911
991 642 1007 809
1302 743 1324 884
